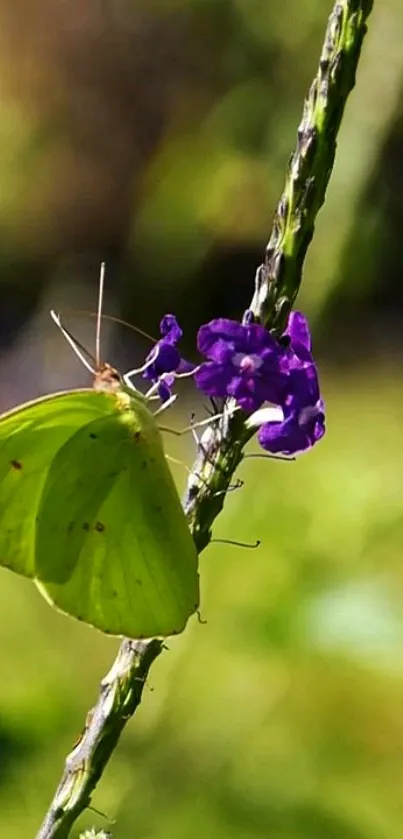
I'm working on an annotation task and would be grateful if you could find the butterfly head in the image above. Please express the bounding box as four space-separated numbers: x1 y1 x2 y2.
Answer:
93 363 122 394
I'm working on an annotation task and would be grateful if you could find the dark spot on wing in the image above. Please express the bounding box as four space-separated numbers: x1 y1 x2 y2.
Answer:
140 461 147 470
95 521 105 532
89 432 98 440
67 522 75 532
82 522 90 531
10 460 23 470
136 579 142 586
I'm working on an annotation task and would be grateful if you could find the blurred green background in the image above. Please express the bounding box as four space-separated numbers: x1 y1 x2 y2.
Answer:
1 0 403 837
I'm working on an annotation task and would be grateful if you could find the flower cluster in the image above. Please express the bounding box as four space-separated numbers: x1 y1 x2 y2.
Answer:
140 310 325 457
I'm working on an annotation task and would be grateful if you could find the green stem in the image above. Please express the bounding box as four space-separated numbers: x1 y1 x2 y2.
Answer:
186 0 374 547
36 640 163 839
36 2 374 836
252 0 374 332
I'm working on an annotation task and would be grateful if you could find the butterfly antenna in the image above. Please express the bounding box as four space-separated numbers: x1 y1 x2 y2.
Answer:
57 309 157 344
95 261 106 369
50 310 96 375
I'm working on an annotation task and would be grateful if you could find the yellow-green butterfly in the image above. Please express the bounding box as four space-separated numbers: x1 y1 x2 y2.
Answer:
0 277 199 638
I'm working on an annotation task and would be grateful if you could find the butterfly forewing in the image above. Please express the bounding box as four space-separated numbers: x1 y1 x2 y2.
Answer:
0 390 104 580
0 389 199 638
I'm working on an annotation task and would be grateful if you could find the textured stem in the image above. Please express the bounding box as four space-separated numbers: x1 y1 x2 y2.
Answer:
36 2 373 836
252 0 374 332
36 640 163 839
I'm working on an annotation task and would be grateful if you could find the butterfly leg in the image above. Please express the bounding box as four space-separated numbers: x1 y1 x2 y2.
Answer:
159 403 239 437
123 347 160 391
152 394 178 417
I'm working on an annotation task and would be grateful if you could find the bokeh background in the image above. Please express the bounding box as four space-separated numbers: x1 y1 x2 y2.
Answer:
1 0 403 837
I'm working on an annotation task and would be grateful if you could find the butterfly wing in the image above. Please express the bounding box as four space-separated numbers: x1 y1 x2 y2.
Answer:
0 390 106 579
0 390 199 638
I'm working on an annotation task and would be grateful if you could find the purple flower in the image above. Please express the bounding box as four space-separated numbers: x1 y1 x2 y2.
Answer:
143 314 193 402
143 315 182 382
247 364 325 456
249 311 325 455
194 318 288 413
194 308 325 456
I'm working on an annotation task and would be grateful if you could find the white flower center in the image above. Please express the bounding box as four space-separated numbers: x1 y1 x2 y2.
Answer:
246 405 284 429
233 352 263 373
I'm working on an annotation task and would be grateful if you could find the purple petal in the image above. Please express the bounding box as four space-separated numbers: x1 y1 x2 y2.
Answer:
157 379 173 403
157 342 181 372
242 322 280 355
256 357 326 455
226 375 265 413
197 318 279 361
258 409 325 456
197 319 250 357
285 364 320 410
194 362 233 398
257 416 305 455
302 406 326 441
143 341 180 381
285 311 312 352
282 311 313 366
177 358 196 375
202 335 235 365
230 373 284 412
159 314 183 344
